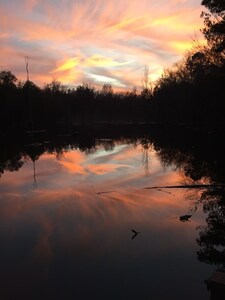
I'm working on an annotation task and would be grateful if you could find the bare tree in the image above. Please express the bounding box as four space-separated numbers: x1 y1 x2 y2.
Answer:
141 65 153 98
25 56 29 82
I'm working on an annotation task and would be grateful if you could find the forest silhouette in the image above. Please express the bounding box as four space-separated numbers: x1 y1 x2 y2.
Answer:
1 0 225 135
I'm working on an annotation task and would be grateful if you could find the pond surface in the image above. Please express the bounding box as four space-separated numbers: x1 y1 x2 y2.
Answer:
0 133 220 299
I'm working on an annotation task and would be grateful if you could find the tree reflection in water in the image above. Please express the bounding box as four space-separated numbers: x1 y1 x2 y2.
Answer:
197 187 225 267
1 125 225 298
197 186 225 299
148 127 225 299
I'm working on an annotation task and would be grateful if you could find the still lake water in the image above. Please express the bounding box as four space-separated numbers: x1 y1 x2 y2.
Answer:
0 136 218 299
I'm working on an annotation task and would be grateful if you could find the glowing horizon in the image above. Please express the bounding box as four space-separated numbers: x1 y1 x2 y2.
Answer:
0 0 205 91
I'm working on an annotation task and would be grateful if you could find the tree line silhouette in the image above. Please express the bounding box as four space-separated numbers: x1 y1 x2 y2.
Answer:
1 0 225 134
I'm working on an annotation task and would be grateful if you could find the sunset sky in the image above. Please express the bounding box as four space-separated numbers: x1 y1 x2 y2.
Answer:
0 0 206 91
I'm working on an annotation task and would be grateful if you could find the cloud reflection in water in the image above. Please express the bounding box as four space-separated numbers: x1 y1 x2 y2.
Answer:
0 144 212 299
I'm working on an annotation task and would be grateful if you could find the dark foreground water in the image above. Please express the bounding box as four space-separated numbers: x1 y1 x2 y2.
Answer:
0 128 224 299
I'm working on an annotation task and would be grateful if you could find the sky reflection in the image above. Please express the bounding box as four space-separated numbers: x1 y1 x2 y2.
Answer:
0 143 213 299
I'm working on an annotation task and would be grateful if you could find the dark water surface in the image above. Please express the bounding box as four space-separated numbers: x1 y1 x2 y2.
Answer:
0 128 224 299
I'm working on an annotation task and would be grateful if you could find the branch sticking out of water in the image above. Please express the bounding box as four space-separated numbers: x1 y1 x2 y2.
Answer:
144 184 225 190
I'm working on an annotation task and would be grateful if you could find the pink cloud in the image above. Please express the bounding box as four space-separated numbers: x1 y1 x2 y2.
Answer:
0 0 205 89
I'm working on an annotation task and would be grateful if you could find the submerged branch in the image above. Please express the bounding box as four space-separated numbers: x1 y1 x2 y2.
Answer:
97 190 115 195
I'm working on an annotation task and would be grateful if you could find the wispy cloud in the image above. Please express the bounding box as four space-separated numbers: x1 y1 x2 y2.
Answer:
0 0 204 90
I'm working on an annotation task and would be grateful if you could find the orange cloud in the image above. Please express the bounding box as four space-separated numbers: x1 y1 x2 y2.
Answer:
84 55 131 67
51 58 80 73
170 38 207 54
0 0 205 89
51 55 131 76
